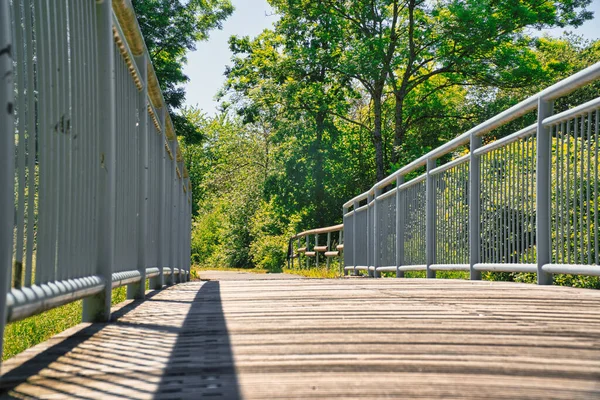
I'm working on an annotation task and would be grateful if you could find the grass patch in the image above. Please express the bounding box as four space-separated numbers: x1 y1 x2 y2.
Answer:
190 265 268 279
283 267 342 279
2 286 128 361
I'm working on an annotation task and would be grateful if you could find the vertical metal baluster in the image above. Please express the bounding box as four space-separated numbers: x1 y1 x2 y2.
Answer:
508 142 517 263
594 110 600 265
89 1 99 277
586 112 592 264
575 117 581 264
61 0 71 282
503 145 508 263
24 0 36 286
13 1 26 289
519 138 524 263
0 0 16 365
560 122 566 264
129 53 148 299
82 0 115 321
33 0 44 284
555 125 560 264
68 0 79 281
566 120 571 264
524 138 529 263
579 115 585 262
396 176 404 277
576 115 585 264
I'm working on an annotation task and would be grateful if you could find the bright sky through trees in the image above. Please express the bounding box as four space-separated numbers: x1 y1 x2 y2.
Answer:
183 0 600 116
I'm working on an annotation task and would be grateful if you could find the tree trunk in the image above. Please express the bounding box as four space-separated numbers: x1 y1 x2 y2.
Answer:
314 111 326 226
392 92 406 165
372 89 385 181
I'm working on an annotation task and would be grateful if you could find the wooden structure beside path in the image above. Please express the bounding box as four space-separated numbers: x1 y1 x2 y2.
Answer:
1 272 600 399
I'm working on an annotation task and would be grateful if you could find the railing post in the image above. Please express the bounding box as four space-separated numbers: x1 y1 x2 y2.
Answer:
469 134 482 280
129 53 148 300
83 0 115 322
0 0 15 363
326 231 331 270
165 142 176 285
373 188 381 278
426 158 436 279
537 98 554 285
338 228 343 275
396 176 405 278
296 237 300 269
152 109 167 290
352 200 358 276
315 234 319 269
306 235 309 269
367 192 374 277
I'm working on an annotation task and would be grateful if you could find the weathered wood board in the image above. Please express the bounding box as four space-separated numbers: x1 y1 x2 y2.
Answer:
2 274 600 399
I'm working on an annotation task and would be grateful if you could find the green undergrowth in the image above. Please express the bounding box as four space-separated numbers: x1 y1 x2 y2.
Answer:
191 265 268 280
2 286 129 361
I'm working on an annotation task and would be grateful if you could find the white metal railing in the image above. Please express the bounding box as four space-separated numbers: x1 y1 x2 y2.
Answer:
1 0 192 361
342 62 600 282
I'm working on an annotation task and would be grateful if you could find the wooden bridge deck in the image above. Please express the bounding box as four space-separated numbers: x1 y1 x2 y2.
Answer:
1 272 600 399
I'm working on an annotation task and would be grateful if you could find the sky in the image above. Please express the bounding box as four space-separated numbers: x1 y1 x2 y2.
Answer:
183 0 600 116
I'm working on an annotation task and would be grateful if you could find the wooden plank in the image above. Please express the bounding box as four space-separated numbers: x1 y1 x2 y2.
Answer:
1 275 600 399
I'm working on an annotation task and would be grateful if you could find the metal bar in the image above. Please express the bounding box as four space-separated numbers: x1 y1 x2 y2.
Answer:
83 0 115 321
352 200 357 275
542 264 600 276
13 0 26 289
426 158 436 278
536 98 554 285
586 112 592 265
7 276 106 323
326 232 331 270
470 135 481 279
396 176 405 278
474 263 537 273
574 117 579 264
566 119 571 264
579 115 585 263
594 110 600 265
373 189 380 278
24 0 36 286
130 53 148 300
315 234 319 269
0 0 15 364
559 122 565 263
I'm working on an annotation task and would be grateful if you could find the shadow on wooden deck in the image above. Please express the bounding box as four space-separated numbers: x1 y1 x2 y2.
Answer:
0 281 240 399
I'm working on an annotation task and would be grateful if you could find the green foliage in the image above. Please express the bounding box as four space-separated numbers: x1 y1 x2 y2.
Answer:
132 0 232 167
183 2 600 291
132 0 233 109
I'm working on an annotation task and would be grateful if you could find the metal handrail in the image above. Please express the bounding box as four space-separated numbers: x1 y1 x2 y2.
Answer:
343 62 600 208
1 1 192 362
342 62 600 282
288 224 344 272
